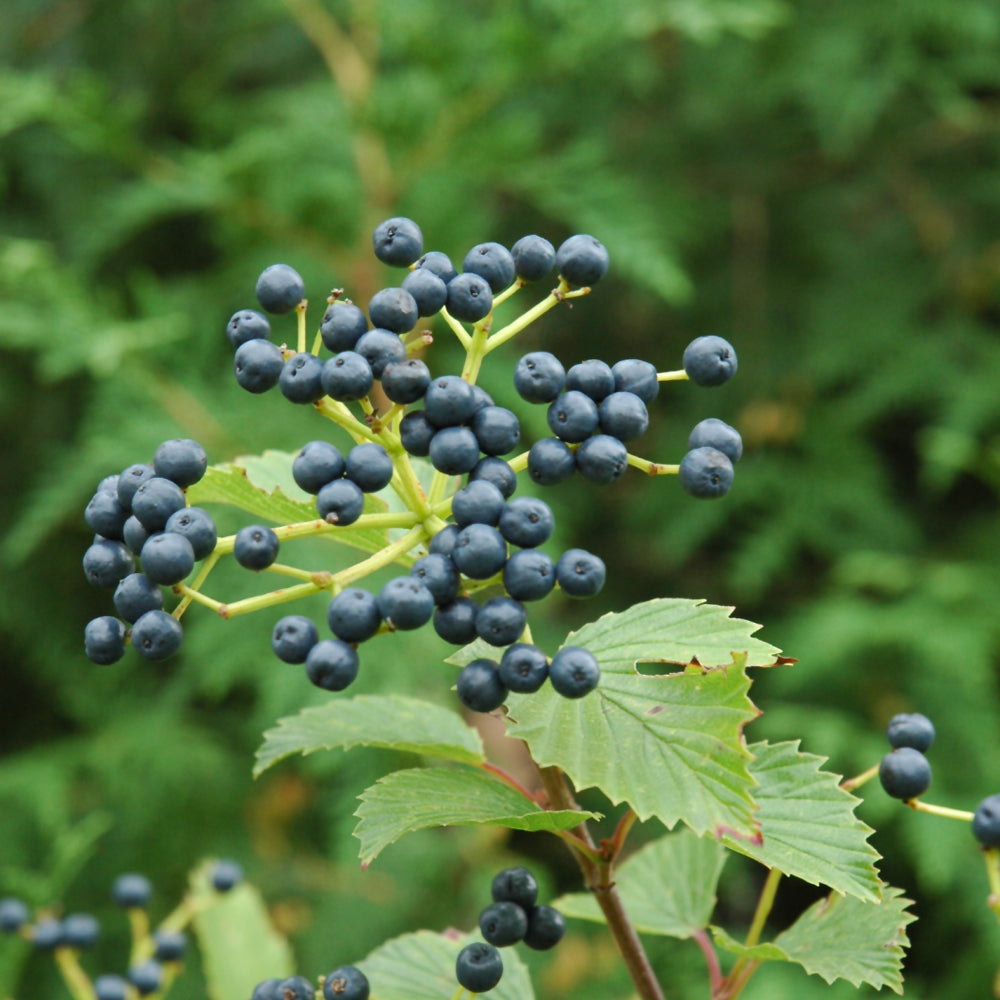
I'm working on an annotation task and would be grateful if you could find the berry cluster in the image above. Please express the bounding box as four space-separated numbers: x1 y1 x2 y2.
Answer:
878 712 935 801
455 866 566 994
249 965 369 1000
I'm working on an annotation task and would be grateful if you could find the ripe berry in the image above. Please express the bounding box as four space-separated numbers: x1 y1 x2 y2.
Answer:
683 335 738 386
523 904 566 950
479 900 528 947
94 975 129 1000
226 309 271 348
456 659 507 713
61 913 100 949
368 287 418 333
472 405 521 456
566 359 615 401
140 532 195 585
452 480 506 528
498 643 549 693
373 217 423 266
878 748 932 800
972 794 1000 848
528 438 576 486
320 302 368 352
83 539 135 588
354 329 407 378
498 497 554 548
123 516 151 555
293 441 346 494
322 351 374 401
399 411 436 456
317 478 366 526
381 358 431 404
113 573 164 624
687 418 743 464
491 867 539 910
556 234 609 286
153 928 187 962
322 966 370 1000
428 426 480 475
611 358 659 403
280 352 326 404
112 873 153 908
455 942 503 993
210 859 244 891
130 610 184 661
327 588 382 643
502 549 555 602
271 615 319 663
250 980 283 1000
515 351 565 403
424 375 477 427
255 264 305 314
452 524 508 579
0 898 29 932
153 438 207 488
402 267 448 316
165 507 217 559
511 235 556 282
886 713 935 753
276 975 316 1000
378 577 435 630
463 242 516 293
233 525 280 570
598 391 648 441
556 549 606 598
679 447 734 499
129 960 165 996
433 597 480 645
410 554 460 606
414 250 457 284
85 615 127 664
85 489 127 539
117 463 156 510
428 524 460 557
32 918 64 950
549 646 601 698
131 477 186 532
306 639 360 691
345 443 394 493
446 272 493 322
234 339 284 393
575 434 629 484
470 457 518 498
547 390 599 443
476 596 527 647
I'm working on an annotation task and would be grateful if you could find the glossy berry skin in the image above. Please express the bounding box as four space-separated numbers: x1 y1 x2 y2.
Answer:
679 447 734 499
479 900 528 947
433 597 480 645
471 457 518 498
556 549 606 598
683 335 738 386
114 574 164 624
83 539 135 588
528 438 576 486
62 913 100 949
547 390 599 443
566 359 615 401
399 411 436 456
410 554 460 606
317 478 366 526
117 463 156 510
687 417 742 464
414 250 458 284
85 615 127 664
452 480 506 527
320 302 368 353
424 375 477 427
345 443 394 493
354 329 407 378
323 965 370 1000
32 918 64 950
154 438 207 488
153 928 188 962
293 441 346 494
612 358 659 403
85 489 127 539
250 979 283 1000
511 234 555 281
131 477 186 532
130 960 165 996
280 352 326 403
456 659 507 713
373 217 423 266
402 267 448 317
112 873 153 908
276 976 315 1000
428 426 480 475
452 524 508 579
378 577 435 630
327 588 382 643
502 549 555 602
599 391 648 441
455 942 504 993
368 287 418 333
575 434 629 485
973 795 1000 847
306 640 360 691
463 242 516 293
255 263 305 314
446 272 493 322
0 898 29 932
322 351 374 401
130 610 183 661
94 976 129 1000
556 234 609 286
476 596 527 647
271 615 319 663
498 643 549 693
523 904 567 950
226 309 271 348
139 532 195 585
491 867 539 910
381 358 431 404
498 497 554 548
165 507 217 559
473 405 521 456
549 646 600 698
514 351 565 403
234 339 284 393
886 712 935 753
429 524 460 557
211 859 244 891
123 516 151 555
234 525 280 570
878 748 932 800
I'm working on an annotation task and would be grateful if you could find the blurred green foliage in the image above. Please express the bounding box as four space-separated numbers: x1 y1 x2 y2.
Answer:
2 0 1000 997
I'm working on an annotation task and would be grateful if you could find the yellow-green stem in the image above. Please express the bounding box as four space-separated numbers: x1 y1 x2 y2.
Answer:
54 949 95 1000
840 762 879 792
657 369 689 382
295 300 308 354
484 280 585 353
907 799 975 821
627 454 681 476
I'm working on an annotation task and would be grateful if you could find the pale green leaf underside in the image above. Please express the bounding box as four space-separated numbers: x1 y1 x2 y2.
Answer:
190 862 294 1000
253 695 484 776
555 828 727 937
722 741 882 902
506 599 777 840
353 766 599 866
361 928 534 1000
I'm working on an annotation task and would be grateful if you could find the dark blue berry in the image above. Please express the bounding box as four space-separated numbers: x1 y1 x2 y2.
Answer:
878 748 932 800
455 942 503 993
85 615 127 664
456 659 507 713
62 913 100 949
345 443 393 493
94 975 129 1000
410 554 460 606
886 713 935 753
479 900 528 947
683 335 738 386
129 959 164 996
211 859 243 892
226 309 271 348
528 438 576 486
476 596 527 646
446 272 493 322
320 301 369 352
280 352 326 403
612 358 659 403
498 643 549 693
424 375 477 427
414 250 457 284
679 447 734 499
327 588 382 643
117 463 156 511
154 438 207 488
549 646 600 698
598 391 648 441
452 480 506 527
514 351 565 403
452 524 507 579
523 904 566 949
547 390 599 443
491 867 538 909
276 975 315 1000
556 548 606 598
112 873 153 908
556 234 608 286
687 418 742 464
0 898 29 932
380 358 430 404
293 441 346 495
250 980 282 1000
354 329 407 379
470 456 517 498
131 477 186 532
463 242 516 293
368 287 418 333
255 264 305 314
373 217 423 267
498 497 554 548
428 524 460 557
123 516 151 555
322 351 374 401
140 532 195 585
83 539 135 588
399 411 436 456
85 489 127 539
428 426 480 475
131 610 184 661
433 597 479 645
165 507 218 559
322 966 369 1000
271 615 319 663
973 794 1000 847
378 577 435 630
317 479 366 526
401 267 448 316
233 525 280 570
502 549 555 602
234 339 284 393
305 639 359 693
472 406 520 456
153 928 187 962
113 573 164 624
511 235 555 281
575 434 629 485
32 918 64 950
566 359 615 401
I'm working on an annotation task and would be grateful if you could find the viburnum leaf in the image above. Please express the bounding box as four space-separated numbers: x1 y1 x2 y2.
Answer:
721 741 882 901
502 599 782 841
709 926 787 963
253 695 484 777
360 928 533 1000
353 766 599 867
554 828 727 937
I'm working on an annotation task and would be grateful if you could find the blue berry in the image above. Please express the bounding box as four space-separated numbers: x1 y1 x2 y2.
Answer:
683 335 738 386
322 351 374 401
476 596 527 646
687 418 742 464
233 525 280 570
575 434 629 484
878 748 932 800
373 217 423 266
280 352 326 403
234 339 284 393
556 548 606 598
556 234 609 286
305 643 359 692
83 539 135 588
255 264 305 314
85 489 127 539
414 250 457 284
547 390 599 443
410 554 460 605
129 959 164 996
452 480 506 527
479 900 528 947
502 549 555 602
113 573 164 624
226 309 271 348
327 588 382 643
112 873 153 908
399 411 436 456
429 524 460 557
566 359 615 401
94 975 129 1000
433 597 479 644
498 643 549 693
498 497 554 548
679 447 734 499
154 438 207 488
598 391 648 441
123 516 151 555
523 904 566 949
429 426 480 475
463 242 516 293
276 976 315 1000
452 524 508 579
472 405 521 456
322 966 369 1000
345 443 394 493
446 272 493 322
0 898 29 932
380 358 430 404
514 352 565 403
140 532 195 585
455 942 503 993
528 438 576 486
973 794 1000 848
85 615 127 664
511 235 555 281
378 576 435 630
117 463 156 511
456 659 507 713
293 442 346 494
611 358 659 403
153 928 187 962
368 287 418 333
131 477 186 532
131 610 184 661
250 980 282 1000
491 866 538 909
317 479 366 526
320 301 368 352
62 913 100 949
354 329 407 378
886 713 935 753
32 918 64 950
401 267 448 316
210 859 243 892
165 507 217 559
470 456 517 498
549 646 600 698
271 615 319 663
424 375 477 427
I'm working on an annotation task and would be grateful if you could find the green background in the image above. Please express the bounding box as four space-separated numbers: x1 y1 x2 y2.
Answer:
2 0 1000 997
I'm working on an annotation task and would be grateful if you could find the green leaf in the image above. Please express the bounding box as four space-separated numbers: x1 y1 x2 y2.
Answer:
505 598 782 841
190 862 295 1000
253 695 485 777
772 886 915 994
353 766 599 867
361 928 533 1000
555 828 727 937
710 925 788 962
721 741 882 901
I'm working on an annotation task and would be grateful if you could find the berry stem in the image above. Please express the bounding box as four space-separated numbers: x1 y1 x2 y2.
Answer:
262 562 333 583
906 800 975 821
491 279 524 309
127 907 151 966
983 849 1000 922
627 455 681 476
439 305 472 349
218 580 330 618
657 369 689 382
173 550 222 618
53 947 95 1000
295 299 308 355
484 279 582 354
460 317 491 385
840 762 879 792
314 398 384 445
